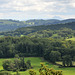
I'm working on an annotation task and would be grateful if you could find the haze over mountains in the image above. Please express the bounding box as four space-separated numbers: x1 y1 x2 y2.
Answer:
0 18 75 31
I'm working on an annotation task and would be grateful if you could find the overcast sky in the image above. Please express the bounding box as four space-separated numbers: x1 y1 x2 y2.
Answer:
0 0 75 20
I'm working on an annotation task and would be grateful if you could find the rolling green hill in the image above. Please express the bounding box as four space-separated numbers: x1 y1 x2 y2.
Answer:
0 19 75 31
0 22 75 37
0 19 27 31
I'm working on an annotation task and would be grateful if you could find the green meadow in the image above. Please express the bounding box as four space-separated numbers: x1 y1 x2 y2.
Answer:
0 57 75 75
66 37 75 41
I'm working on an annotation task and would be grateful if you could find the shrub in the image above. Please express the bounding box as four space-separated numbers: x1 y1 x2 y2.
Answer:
2 59 13 71
29 63 63 75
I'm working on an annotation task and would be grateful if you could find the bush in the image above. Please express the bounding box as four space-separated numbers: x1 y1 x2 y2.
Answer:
29 63 63 75
2 59 13 71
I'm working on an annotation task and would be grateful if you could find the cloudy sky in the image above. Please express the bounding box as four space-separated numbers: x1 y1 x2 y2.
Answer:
0 0 75 20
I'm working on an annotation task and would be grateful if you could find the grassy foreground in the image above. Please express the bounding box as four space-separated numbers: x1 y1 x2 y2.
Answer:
0 57 75 75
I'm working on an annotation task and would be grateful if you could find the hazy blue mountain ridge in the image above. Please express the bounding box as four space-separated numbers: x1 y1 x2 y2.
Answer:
0 19 75 31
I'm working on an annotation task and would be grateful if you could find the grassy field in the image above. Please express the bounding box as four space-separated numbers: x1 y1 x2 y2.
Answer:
0 57 75 75
66 37 75 41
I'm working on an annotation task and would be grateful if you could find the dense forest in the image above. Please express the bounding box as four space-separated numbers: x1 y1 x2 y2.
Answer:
0 20 75 66
0 36 75 65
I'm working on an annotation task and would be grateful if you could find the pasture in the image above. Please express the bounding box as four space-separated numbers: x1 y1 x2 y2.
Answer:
0 57 75 75
66 37 75 41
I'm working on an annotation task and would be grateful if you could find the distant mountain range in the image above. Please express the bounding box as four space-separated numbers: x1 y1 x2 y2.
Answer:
0 19 75 31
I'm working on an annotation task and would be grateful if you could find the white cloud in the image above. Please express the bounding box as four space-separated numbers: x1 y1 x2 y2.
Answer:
69 0 75 8
0 0 69 12
0 0 56 12
0 13 4 18
0 0 75 20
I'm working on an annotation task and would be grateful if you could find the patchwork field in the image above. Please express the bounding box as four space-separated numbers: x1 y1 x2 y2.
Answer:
0 57 75 75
